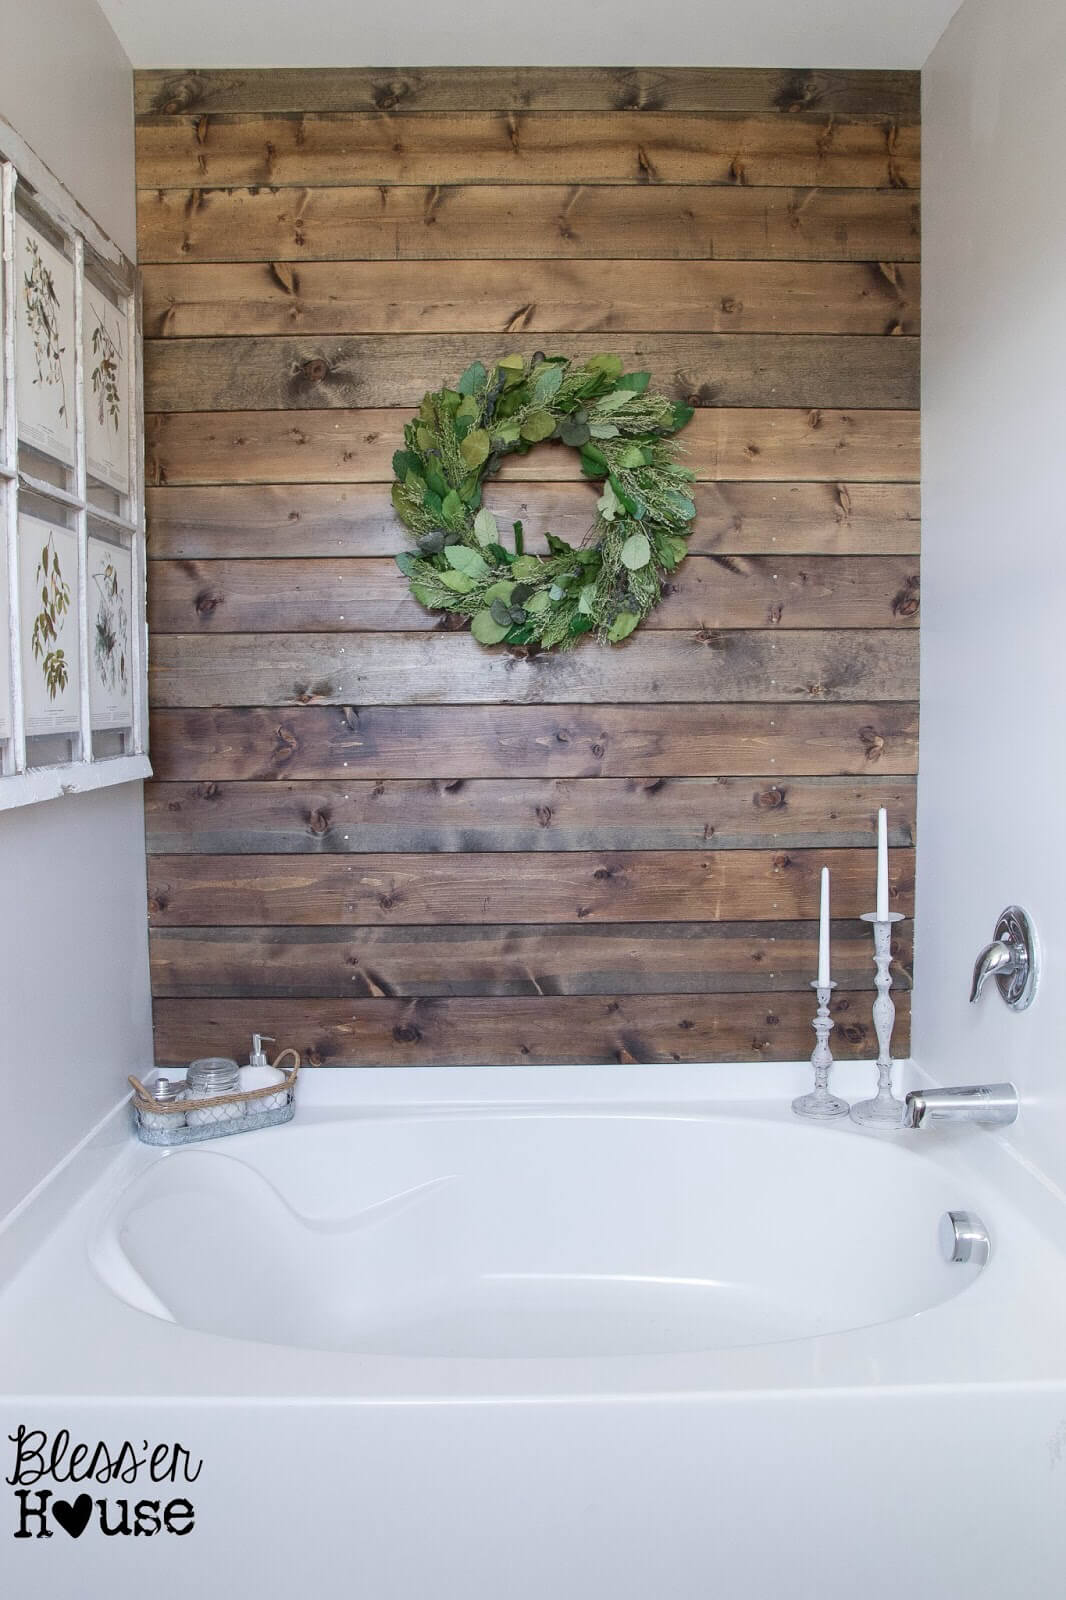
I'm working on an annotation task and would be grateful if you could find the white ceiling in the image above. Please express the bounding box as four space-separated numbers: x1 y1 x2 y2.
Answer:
99 0 959 72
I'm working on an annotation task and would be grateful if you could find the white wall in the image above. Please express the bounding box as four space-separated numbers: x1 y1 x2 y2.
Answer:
0 0 135 256
917 0 1066 1185
0 1 150 1217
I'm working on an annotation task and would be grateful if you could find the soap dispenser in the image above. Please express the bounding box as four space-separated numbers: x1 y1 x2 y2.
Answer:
243 1033 288 1108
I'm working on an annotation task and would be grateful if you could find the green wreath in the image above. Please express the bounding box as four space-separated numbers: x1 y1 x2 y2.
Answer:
391 352 696 649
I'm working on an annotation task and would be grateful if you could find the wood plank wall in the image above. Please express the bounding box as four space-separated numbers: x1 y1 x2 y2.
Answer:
135 66 920 1068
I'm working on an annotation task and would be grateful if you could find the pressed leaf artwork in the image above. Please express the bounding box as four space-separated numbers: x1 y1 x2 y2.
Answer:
88 537 133 729
18 515 80 734
22 239 67 417
90 314 122 431
83 281 130 493
31 532 72 699
15 220 75 466
92 552 129 692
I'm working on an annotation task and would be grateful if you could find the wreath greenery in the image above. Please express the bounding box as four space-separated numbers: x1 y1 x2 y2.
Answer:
391 352 696 650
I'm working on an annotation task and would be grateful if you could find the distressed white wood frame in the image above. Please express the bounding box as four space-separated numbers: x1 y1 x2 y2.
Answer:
0 117 150 809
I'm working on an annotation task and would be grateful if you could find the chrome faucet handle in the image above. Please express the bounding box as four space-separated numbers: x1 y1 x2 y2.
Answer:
969 939 1021 1002
968 906 1038 1010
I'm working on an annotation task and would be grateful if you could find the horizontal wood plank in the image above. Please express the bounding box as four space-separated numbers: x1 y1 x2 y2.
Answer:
148 628 919 708
147 703 919 781
147 846 914 926
146 407 920 486
144 775 915 854
148 556 920 635
151 990 909 1065
143 331 919 412
137 185 921 265
146 482 921 560
135 67 921 121
149 919 912 997
136 111 919 191
141 259 921 340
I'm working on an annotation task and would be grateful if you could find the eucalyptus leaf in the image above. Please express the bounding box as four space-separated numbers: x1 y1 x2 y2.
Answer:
440 570 476 594
471 609 510 644
441 489 466 527
608 611 640 642
596 389 635 414
620 532 652 570
559 417 591 447
584 354 623 379
532 365 564 406
616 371 651 394
524 589 550 614
457 361 487 396
520 409 557 443
510 556 544 581
394 552 417 576
597 479 623 522
445 545 491 580
473 508 499 546
460 428 491 469
490 597 515 626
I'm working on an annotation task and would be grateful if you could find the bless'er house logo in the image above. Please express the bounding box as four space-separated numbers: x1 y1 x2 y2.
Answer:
8 1427 202 1540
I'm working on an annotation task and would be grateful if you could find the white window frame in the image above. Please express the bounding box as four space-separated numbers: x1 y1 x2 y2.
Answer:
0 119 149 810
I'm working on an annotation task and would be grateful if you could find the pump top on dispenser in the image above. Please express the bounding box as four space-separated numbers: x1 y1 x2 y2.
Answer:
249 1034 275 1070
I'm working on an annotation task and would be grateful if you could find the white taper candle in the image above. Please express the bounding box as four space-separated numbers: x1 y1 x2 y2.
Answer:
876 808 889 920
818 866 831 987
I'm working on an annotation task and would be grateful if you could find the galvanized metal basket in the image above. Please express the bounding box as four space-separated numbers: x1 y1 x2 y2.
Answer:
128 1050 300 1147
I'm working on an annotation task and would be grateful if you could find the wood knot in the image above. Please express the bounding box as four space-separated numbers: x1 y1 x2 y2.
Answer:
392 1023 422 1044
535 805 553 828
891 575 921 618
859 725 885 764
593 867 612 881
307 809 330 836
772 852 793 870
153 72 206 114
307 1047 324 1067
194 589 222 617
195 782 222 801
302 357 329 384
755 786 786 811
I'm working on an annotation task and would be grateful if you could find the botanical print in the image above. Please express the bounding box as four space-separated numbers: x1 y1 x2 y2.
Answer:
90 312 122 431
31 530 72 699
14 218 75 467
83 282 130 494
88 536 133 729
23 237 68 421
18 514 80 735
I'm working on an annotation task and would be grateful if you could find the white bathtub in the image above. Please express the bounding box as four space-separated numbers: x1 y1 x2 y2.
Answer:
3 1064 1066 1599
